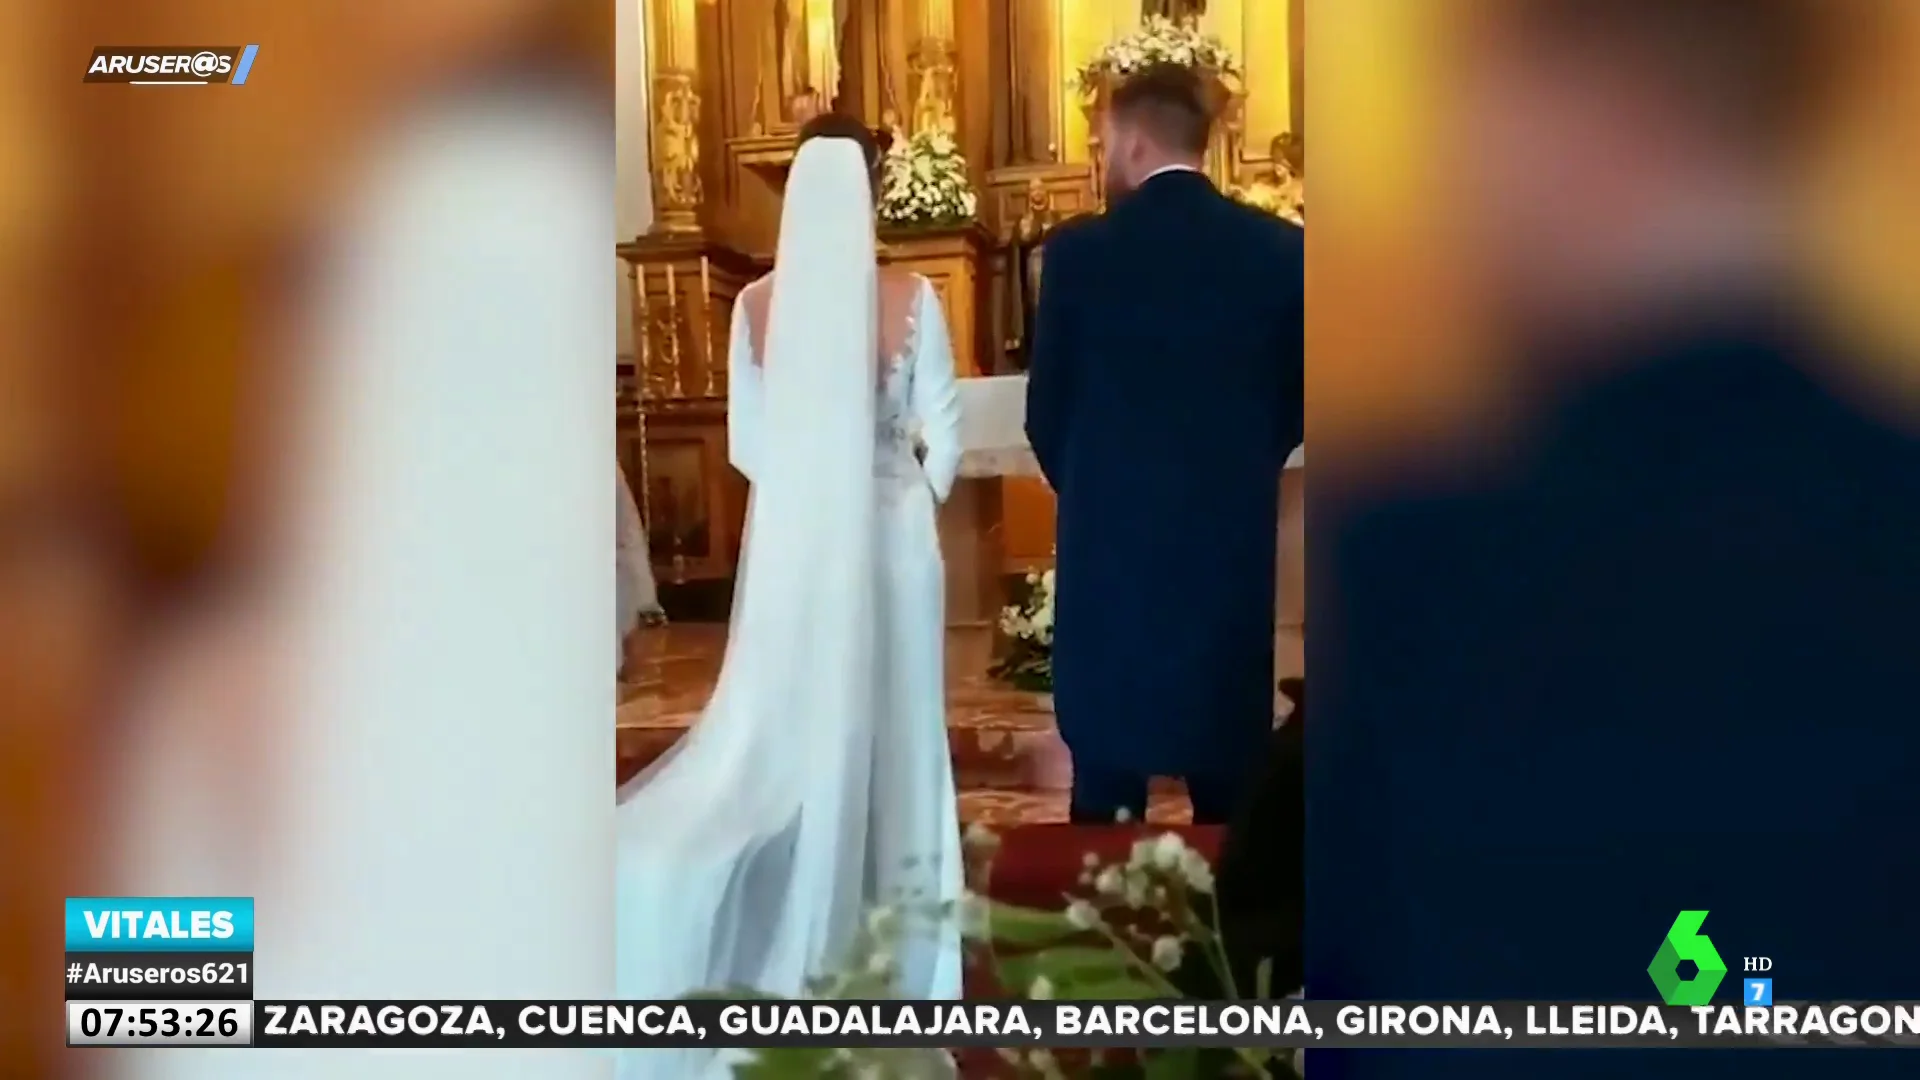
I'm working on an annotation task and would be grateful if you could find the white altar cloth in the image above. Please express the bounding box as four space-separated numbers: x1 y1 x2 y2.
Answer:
954 374 1303 478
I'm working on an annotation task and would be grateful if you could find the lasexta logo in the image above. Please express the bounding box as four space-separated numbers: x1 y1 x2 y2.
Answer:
1647 910 1728 1006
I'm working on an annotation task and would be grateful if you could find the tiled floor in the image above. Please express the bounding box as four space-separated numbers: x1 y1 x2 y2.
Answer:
618 623 1196 825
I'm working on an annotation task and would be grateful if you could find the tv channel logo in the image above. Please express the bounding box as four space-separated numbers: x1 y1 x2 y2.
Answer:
1646 910 1728 1006
84 45 259 85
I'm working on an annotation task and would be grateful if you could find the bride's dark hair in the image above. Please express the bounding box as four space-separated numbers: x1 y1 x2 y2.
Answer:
796 113 889 190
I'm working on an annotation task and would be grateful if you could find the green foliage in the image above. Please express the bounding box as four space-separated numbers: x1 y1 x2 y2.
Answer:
983 900 1081 947
1141 1048 1202 1080
999 946 1157 1001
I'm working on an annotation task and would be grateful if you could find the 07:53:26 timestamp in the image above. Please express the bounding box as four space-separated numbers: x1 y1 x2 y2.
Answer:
66 1001 254 1046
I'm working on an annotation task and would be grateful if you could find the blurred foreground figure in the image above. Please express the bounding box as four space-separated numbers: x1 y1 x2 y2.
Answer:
111 69 614 1080
1311 3 1920 1078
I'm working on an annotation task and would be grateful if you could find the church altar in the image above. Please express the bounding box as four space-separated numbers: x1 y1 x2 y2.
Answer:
955 375 1303 478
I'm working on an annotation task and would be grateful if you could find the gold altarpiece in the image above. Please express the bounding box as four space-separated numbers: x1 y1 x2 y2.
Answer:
621 0 1300 616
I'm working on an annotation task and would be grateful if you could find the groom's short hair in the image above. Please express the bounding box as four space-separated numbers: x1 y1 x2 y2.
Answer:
1109 64 1215 157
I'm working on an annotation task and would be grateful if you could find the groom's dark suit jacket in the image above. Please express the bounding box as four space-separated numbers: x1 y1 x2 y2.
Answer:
1026 170 1304 782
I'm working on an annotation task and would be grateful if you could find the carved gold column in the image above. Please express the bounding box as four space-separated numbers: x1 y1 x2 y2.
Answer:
907 0 958 135
645 0 703 234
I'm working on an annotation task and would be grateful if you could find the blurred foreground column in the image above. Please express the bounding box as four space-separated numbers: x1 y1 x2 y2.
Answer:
114 90 614 1080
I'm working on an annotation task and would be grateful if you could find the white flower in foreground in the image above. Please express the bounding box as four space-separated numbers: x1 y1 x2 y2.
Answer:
1027 1048 1064 1079
866 949 895 975
866 905 899 938
964 820 1000 849
1150 935 1186 972
958 891 990 940
1129 832 1187 871
1064 899 1100 929
1028 974 1055 1000
1149 831 1188 870
1178 848 1216 894
1092 865 1125 898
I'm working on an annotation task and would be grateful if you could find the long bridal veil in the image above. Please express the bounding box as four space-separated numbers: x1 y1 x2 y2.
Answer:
614 137 880 1075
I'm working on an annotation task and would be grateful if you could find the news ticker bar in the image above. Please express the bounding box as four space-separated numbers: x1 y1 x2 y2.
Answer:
61 1000 1920 1049
65 951 254 1001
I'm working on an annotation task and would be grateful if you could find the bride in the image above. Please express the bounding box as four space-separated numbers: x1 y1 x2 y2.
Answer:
614 116 966 1076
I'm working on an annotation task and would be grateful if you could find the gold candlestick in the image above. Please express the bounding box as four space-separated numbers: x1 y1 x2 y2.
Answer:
628 263 655 540
664 263 685 398
699 256 718 397
633 263 653 398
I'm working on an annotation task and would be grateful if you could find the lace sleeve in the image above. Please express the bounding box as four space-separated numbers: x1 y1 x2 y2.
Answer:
727 295 760 481
909 277 963 502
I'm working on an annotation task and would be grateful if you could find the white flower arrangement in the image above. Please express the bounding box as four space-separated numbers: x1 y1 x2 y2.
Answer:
1232 181 1303 226
971 825 1304 1078
704 825 1302 1079
876 129 979 228
991 567 1054 692
1076 16 1241 99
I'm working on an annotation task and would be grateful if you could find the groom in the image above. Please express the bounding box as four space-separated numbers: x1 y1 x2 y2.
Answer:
1027 64 1304 824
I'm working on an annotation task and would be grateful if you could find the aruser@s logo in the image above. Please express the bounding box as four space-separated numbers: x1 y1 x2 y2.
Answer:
84 46 260 85
1647 910 1728 1006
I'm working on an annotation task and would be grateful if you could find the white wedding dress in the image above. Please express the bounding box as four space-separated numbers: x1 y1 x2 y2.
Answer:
613 138 964 1080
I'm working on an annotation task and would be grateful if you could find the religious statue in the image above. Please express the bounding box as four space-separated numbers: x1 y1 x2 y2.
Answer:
774 0 802 112
789 88 826 125
1268 131 1304 220
1004 179 1058 370
773 0 849 122
1275 130 1302 174
909 38 958 135
1234 131 1303 225
1141 0 1207 24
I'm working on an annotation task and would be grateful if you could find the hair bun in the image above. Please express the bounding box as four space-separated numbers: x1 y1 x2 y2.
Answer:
797 112 886 174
